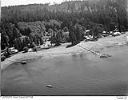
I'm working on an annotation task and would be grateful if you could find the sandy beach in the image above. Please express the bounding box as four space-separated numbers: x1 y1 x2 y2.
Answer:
1 32 128 70
1 32 128 96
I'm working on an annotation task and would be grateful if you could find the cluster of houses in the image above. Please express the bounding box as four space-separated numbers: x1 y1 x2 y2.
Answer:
1 27 125 62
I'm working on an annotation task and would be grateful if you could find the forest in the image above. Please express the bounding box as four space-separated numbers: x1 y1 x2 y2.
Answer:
1 0 128 51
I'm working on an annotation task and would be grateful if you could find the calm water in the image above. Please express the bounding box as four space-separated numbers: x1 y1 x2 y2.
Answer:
1 46 128 96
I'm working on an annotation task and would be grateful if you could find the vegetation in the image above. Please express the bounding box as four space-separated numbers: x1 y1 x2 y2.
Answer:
1 0 128 50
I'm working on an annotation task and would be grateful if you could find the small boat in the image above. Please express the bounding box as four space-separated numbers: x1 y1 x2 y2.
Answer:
21 61 27 64
46 85 53 88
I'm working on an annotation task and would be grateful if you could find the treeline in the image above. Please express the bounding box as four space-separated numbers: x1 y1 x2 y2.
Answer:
1 0 128 50
1 20 63 50
1 0 128 30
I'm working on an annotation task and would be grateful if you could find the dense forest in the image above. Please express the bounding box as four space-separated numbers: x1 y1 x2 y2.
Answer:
1 0 128 50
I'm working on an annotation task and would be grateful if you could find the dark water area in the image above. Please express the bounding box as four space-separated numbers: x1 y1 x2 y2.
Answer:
1 46 128 96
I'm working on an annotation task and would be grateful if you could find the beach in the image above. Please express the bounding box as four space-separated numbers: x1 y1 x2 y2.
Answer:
1 32 128 70
1 32 128 96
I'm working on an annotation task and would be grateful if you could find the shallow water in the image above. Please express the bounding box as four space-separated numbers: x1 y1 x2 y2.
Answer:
1 45 128 96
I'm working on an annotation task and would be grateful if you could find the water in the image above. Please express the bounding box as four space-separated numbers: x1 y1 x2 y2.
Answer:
1 46 128 96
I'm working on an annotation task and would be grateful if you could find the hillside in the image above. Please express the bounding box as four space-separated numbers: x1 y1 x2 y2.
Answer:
2 0 127 23
1 0 128 51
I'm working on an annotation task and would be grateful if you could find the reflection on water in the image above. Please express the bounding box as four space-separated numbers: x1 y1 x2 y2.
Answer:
1 46 128 96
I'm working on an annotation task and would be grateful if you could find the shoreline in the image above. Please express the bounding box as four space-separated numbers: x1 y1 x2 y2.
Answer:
1 32 128 70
